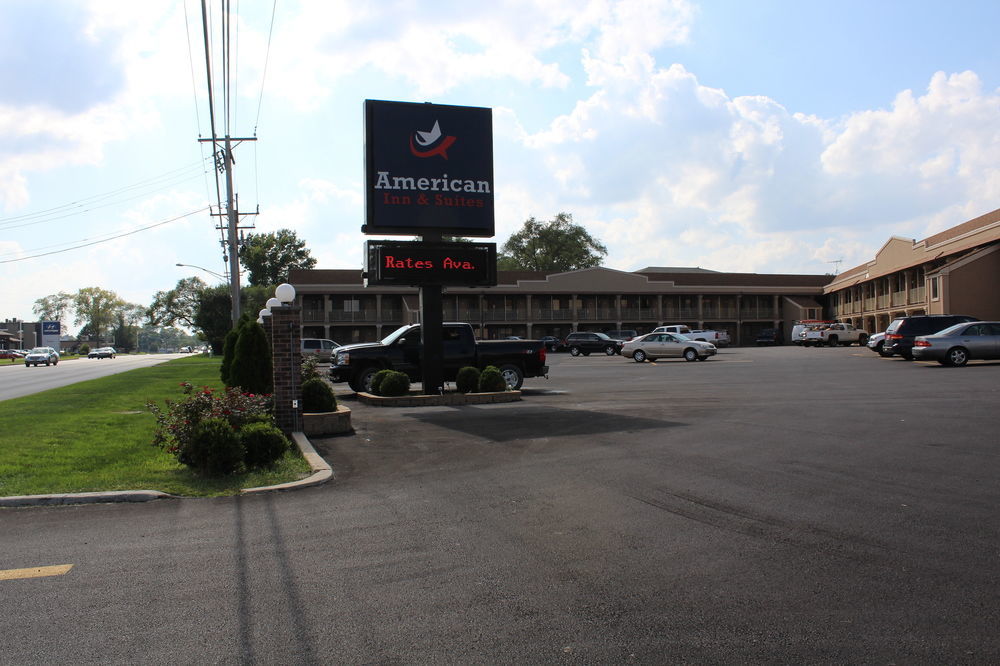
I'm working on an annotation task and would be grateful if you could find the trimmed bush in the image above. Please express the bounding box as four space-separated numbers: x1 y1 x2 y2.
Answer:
456 366 481 393
302 377 337 413
478 365 507 392
79 344 91 355
378 370 410 396
240 422 290 469
181 417 245 476
371 369 394 395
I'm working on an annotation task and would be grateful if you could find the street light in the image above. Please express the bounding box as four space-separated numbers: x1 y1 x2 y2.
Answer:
175 263 226 281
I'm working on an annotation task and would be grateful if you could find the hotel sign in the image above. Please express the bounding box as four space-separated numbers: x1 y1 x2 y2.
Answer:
365 240 497 287
363 100 494 238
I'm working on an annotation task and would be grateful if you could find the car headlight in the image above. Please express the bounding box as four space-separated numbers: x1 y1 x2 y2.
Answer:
335 351 349 365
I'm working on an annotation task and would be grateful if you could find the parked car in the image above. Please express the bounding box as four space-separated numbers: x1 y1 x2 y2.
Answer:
791 320 833 346
301 338 341 361
912 321 1000 366
621 332 717 362
24 347 60 367
755 328 781 346
539 336 562 352
867 332 890 356
88 347 117 359
883 314 979 360
604 329 639 343
562 331 622 356
0 349 23 360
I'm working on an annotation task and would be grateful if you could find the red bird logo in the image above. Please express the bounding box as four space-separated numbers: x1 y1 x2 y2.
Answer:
410 120 456 159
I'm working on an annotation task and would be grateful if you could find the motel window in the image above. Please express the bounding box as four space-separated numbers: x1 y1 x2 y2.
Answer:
930 276 940 301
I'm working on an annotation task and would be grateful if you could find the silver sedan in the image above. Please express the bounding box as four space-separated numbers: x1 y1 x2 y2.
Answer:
912 321 1000 366
621 332 717 362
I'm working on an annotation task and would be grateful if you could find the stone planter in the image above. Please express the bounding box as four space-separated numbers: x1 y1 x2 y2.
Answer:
302 405 353 436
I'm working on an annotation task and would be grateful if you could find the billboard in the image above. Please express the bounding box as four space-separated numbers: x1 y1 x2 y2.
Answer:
365 240 497 287
364 100 494 237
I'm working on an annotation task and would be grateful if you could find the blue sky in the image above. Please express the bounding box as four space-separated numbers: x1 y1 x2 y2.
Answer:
3 0 1000 331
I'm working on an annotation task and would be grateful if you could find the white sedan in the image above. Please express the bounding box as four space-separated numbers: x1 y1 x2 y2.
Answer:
621 332 717 362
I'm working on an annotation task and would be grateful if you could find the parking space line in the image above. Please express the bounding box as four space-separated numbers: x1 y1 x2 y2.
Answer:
0 565 74 581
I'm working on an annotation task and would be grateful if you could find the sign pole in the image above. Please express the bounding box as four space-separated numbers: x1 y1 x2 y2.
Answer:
419 283 444 394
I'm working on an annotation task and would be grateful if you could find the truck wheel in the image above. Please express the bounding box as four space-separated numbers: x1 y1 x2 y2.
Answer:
498 364 524 390
569 346 582 356
827 335 838 347
351 366 379 393
633 349 647 363
858 334 869 347
683 348 698 362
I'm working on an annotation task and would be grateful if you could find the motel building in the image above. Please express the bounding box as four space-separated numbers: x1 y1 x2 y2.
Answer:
289 266 831 347
823 207 1000 333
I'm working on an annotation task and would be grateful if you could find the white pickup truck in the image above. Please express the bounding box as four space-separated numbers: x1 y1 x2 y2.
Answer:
799 322 869 347
652 324 731 347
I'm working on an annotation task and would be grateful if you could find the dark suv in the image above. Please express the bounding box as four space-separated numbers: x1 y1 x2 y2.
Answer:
563 331 622 356
884 314 979 359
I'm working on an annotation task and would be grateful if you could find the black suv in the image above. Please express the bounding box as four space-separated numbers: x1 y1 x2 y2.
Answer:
563 331 622 356
884 314 979 359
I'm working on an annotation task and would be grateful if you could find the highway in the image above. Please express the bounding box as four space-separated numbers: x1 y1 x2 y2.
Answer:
0 353 186 401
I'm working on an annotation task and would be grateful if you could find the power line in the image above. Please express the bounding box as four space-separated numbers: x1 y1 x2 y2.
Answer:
254 0 277 136
0 208 209 264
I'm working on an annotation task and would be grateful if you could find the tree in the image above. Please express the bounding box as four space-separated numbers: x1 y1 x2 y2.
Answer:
192 284 271 355
497 212 608 272
112 303 147 351
228 319 272 394
148 277 207 329
32 292 74 330
238 229 317 286
73 287 126 344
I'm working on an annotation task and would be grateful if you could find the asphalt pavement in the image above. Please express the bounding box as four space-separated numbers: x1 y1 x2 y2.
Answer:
2 346 998 663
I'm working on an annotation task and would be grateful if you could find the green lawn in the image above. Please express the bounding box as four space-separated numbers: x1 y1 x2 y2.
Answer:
0 356 312 498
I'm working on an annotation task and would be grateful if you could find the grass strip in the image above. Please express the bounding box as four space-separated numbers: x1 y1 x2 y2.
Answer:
0 356 311 498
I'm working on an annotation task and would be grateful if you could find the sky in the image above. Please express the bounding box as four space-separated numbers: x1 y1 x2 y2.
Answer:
3 0 1000 333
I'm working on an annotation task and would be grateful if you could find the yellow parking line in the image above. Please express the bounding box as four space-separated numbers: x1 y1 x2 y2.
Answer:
0 564 73 581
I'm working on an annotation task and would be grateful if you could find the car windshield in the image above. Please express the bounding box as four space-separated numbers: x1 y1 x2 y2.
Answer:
30 347 48 353
381 325 418 345
594 332 612 340
935 322 971 336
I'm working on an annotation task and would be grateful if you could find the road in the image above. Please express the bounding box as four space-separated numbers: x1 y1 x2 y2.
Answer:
1 346 998 663
0 353 186 401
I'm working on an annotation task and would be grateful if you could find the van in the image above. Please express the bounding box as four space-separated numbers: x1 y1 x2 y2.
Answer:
301 338 340 361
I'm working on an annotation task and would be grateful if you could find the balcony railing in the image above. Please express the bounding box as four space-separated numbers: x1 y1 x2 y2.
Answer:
482 309 527 322
739 308 776 320
661 308 699 321
908 287 925 304
329 311 377 322
877 295 890 309
891 292 906 307
302 309 326 323
577 308 617 320
620 308 657 320
531 308 573 321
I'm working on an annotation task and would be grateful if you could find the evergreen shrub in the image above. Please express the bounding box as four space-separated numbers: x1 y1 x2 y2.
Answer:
371 369 394 395
229 320 272 394
182 417 245 476
80 344 91 355
300 355 321 383
378 370 410 396
240 422 290 469
456 366 481 393
302 377 337 412
478 365 507 392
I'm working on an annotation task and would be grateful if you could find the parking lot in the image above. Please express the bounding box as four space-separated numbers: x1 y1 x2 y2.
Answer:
319 344 999 661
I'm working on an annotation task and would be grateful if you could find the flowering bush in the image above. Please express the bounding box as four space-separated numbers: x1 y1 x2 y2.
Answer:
147 382 274 473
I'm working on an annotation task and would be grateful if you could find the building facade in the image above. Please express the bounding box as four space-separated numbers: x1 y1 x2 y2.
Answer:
824 207 1000 333
289 266 832 347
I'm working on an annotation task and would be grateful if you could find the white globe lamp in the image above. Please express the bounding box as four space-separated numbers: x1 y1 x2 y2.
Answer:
275 283 296 303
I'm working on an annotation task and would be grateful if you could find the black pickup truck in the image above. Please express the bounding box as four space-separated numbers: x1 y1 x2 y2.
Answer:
329 323 549 392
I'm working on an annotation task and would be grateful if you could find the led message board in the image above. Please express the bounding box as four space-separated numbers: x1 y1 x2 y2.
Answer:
365 240 497 287
364 100 494 237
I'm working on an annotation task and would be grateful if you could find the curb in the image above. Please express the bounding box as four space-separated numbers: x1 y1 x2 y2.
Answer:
0 431 332 508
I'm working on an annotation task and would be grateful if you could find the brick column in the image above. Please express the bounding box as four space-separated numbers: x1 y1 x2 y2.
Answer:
269 303 302 434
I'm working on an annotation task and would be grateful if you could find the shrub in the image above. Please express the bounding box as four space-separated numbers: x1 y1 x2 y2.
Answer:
147 382 274 474
301 355 321 383
478 365 507 392
220 326 239 384
79 344 91 355
302 377 337 412
378 370 410 396
240 422 290 469
181 417 245 476
371 369 394 395
228 319 272 394
456 366 481 393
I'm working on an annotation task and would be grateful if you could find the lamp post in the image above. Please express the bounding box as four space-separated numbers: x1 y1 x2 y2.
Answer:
175 262 227 281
